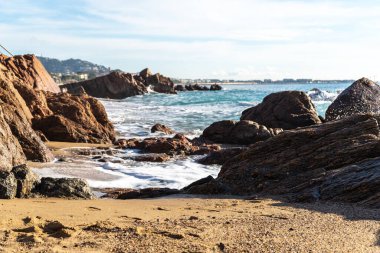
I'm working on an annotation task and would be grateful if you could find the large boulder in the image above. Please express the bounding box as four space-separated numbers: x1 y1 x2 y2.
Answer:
146 73 176 94
325 78 380 121
151 123 175 134
34 177 94 199
202 120 282 145
0 54 59 93
186 114 380 208
62 71 147 99
32 92 115 143
0 171 17 199
241 91 322 130
11 164 39 198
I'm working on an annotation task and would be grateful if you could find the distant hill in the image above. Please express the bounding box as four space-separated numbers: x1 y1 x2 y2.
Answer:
38 56 111 75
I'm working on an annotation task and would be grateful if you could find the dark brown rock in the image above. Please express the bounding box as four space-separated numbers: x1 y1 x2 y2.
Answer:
62 71 147 99
325 78 380 121
197 148 248 165
174 85 185 91
146 73 176 94
118 134 197 155
241 91 322 130
151 123 175 134
34 177 94 199
210 84 222 90
32 92 115 143
101 187 180 199
186 114 380 207
139 68 152 79
202 120 282 145
0 171 17 199
131 154 171 163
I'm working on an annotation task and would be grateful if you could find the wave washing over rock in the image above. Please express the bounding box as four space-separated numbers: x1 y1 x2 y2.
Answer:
34 83 348 190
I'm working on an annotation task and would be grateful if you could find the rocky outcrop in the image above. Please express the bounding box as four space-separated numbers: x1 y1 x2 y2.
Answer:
0 54 59 93
0 104 27 171
197 148 248 165
210 84 222 90
185 114 380 208
116 134 220 156
151 123 175 134
102 187 180 199
0 165 39 199
146 73 176 94
174 84 223 92
325 78 380 121
62 71 147 99
62 68 176 98
201 120 282 145
32 92 115 143
241 91 322 130
34 177 94 199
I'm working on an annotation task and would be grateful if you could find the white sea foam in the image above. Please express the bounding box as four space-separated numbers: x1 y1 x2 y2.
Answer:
32 83 349 189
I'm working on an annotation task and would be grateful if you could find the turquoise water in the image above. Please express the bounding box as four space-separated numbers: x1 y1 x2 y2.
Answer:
101 83 350 139
34 83 351 190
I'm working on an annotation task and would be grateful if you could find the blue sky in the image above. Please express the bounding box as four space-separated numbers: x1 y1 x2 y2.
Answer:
1 0 380 80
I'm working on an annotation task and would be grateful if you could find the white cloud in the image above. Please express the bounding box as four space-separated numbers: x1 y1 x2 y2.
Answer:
1 0 380 80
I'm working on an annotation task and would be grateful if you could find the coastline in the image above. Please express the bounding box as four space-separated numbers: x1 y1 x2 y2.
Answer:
1 196 379 252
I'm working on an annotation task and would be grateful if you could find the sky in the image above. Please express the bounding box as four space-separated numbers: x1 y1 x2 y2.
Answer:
1 0 380 80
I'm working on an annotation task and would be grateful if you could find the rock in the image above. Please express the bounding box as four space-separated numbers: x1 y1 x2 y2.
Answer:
241 91 322 130
119 134 197 155
12 164 39 198
34 177 94 199
151 123 175 134
325 78 380 121
0 54 60 93
146 73 176 94
182 176 229 194
0 104 26 171
185 84 194 91
116 188 180 199
139 68 152 79
186 114 380 207
0 171 17 199
131 154 171 163
62 71 147 99
210 84 222 90
32 92 115 143
174 85 185 91
202 120 282 145
0 80 54 162
197 148 248 165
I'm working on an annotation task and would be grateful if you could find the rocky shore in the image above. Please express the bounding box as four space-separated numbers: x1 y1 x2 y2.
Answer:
0 54 379 251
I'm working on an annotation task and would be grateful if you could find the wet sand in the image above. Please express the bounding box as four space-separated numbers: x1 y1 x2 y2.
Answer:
0 196 379 252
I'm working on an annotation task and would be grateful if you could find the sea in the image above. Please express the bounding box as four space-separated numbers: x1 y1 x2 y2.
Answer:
33 83 350 190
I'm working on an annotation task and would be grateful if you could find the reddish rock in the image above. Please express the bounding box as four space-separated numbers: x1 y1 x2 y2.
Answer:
151 123 175 134
131 154 171 163
0 54 60 93
62 71 147 99
146 73 176 94
241 91 321 130
202 120 282 145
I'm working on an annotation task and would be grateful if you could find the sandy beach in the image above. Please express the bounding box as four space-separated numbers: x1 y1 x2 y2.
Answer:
0 196 379 252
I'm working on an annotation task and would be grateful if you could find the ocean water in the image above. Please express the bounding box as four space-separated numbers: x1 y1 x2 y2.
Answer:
33 83 350 189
